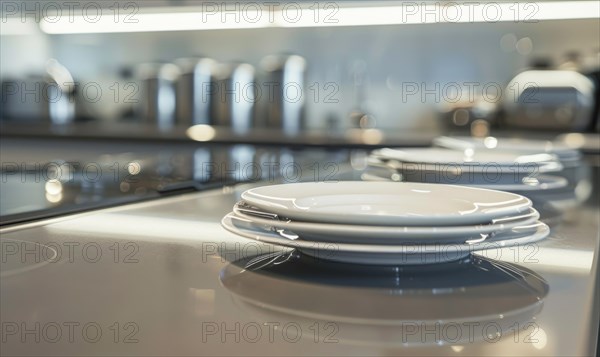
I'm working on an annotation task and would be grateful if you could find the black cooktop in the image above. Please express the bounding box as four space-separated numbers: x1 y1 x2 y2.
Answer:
0 138 354 225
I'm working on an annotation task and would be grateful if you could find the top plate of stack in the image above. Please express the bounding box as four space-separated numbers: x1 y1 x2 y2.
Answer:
241 182 531 226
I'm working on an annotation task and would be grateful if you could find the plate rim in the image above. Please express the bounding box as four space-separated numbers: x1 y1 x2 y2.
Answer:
232 203 541 241
221 212 550 254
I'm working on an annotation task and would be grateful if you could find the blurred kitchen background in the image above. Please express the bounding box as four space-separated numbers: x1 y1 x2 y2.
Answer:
1 0 599 223
2 0 599 133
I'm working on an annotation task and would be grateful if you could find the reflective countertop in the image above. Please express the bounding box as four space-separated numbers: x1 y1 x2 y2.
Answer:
0 138 352 224
0 140 599 356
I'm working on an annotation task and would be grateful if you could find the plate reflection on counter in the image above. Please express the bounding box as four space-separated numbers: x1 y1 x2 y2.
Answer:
221 251 549 346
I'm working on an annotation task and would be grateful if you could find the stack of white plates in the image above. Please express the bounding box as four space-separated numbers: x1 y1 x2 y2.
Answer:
368 147 563 184
431 136 589 205
367 146 573 196
222 182 549 265
365 140 582 208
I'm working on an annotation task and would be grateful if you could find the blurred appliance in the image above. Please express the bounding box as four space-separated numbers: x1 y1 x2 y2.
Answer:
211 63 256 134
1 60 76 125
260 54 307 136
137 63 180 130
503 70 596 131
175 58 217 126
438 99 499 135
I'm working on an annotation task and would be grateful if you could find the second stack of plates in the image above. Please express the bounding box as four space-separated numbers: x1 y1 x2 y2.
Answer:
367 147 564 185
364 140 582 210
222 182 549 265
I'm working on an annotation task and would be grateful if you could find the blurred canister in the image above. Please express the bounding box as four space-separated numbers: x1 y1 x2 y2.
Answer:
211 63 256 134
175 58 217 126
260 54 307 136
1 59 76 125
45 59 76 125
1 77 49 121
137 63 180 130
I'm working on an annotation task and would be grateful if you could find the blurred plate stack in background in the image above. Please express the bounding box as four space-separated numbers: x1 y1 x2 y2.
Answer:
363 137 592 225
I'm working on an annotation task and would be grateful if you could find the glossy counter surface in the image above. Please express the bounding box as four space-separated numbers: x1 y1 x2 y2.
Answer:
1 176 599 356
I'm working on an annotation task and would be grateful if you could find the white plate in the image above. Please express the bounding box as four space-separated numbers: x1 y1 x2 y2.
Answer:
367 156 561 185
433 136 581 161
233 203 540 245
371 148 563 173
221 213 550 265
362 169 569 193
241 182 532 226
